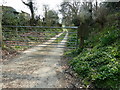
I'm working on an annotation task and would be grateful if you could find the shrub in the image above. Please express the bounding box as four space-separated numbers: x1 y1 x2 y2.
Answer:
66 25 120 89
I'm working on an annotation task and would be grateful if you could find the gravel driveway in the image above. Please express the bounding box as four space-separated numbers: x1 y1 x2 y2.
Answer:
1 31 68 88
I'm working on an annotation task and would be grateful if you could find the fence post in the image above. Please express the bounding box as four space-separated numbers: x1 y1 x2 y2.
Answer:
76 27 79 49
0 5 2 90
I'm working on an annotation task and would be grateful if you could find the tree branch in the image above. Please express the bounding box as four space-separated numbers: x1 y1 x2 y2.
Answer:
21 0 29 6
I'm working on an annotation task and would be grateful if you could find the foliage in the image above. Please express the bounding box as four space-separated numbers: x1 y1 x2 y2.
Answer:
65 10 120 89
93 5 108 29
107 12 120 28
43 9 59 26
59 1 81 25
65 29 77 48
2 6 30 26
103 1 120 12
2 6 19 25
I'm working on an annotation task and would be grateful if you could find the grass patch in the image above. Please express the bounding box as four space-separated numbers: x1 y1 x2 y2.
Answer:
53 32 66 43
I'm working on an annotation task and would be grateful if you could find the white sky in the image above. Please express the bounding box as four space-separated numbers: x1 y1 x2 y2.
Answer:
0 0 63 17
0 0 119 18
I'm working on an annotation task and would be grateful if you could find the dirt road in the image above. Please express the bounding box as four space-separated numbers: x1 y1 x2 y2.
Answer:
2 31 68 88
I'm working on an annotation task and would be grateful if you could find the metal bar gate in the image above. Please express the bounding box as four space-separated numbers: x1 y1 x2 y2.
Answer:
2 25 78 51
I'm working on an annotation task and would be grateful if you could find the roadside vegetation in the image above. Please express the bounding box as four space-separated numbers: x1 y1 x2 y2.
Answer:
65 25 120 88
63 1 120 89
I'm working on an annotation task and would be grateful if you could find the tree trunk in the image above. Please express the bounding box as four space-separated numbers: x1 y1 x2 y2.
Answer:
78 22 89 48
80 36 84 48
89 2 92 20
78 24 85 48
22 0 35 25
0 7 2 46
96 0 98 11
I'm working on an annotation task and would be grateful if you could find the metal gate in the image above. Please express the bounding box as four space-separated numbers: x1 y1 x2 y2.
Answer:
2 25 78 51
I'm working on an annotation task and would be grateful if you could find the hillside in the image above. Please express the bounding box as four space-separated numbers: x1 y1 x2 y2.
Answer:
65 11 120 89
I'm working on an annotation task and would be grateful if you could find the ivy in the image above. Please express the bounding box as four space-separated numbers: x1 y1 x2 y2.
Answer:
66 25 120 89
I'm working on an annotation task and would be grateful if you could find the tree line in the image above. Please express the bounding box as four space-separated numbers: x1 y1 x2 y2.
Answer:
1 0 61 27
59 0 120 48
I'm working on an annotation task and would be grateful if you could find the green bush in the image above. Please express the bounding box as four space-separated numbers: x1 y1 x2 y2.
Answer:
70 47 120 88
99 28 119 46
66 25 120 89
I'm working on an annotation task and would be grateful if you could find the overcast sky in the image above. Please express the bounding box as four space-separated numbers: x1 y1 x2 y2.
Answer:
0 0 119 17
0 0 63 17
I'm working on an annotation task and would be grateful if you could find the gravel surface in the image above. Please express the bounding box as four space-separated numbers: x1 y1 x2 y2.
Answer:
1 31 68 88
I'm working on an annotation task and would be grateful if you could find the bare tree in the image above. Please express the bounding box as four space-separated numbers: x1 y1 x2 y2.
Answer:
59 0 81 25
94 5 108 29
21 0 35 25
43 5 49 26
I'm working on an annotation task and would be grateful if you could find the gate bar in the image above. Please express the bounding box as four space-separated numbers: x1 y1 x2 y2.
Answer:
3 25 78 29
